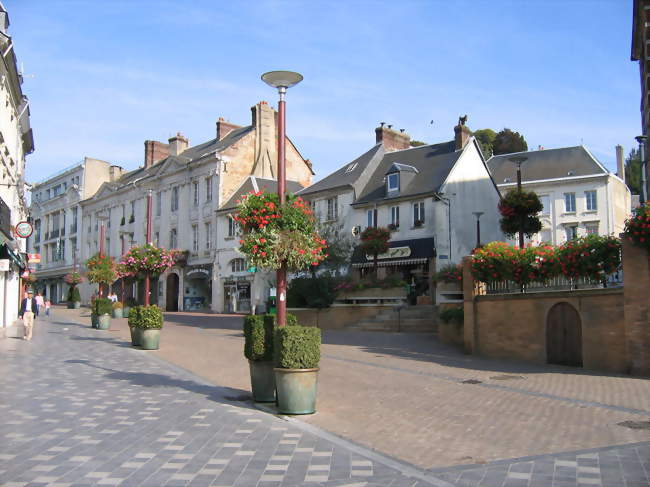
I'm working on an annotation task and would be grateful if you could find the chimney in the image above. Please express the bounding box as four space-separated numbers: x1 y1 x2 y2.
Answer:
216 117 242 141
616 144 625 182
109 165 123 182
375 124 411 152
251 101 277 179
144 140 170 168
168 132 189 156
454 118 471 150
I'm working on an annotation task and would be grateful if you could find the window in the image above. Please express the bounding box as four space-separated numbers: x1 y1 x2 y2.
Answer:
156 192 162 216
231 258 247 273
170 228 177 248
130 201 136 221
366 209 376 228
193 181 199 207
540 229 552 243
585 190 597 211
585 223 599 235
539 195 550 216
564 193 576 213
228 216 239 237
205 222 212 249
206 176 213 202
413 202 425 226
565 225 578 241
171 187 179 212
71 207 78 229
390 206 399 228
192 224 199 252
387 173 399 192
326 197 338 221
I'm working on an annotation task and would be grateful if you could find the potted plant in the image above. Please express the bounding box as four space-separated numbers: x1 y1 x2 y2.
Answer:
123 297 137 318
85 253 117 303
127 305 141 346
244 315 275 402
132 305 163 350
274 324 321 414
112 301 124 318
94 297 113 330
65 272 84 309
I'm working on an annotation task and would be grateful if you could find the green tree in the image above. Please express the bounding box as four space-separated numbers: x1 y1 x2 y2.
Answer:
625 148 643 195
473 128 497 159
492 128 528 155
409 140 426 147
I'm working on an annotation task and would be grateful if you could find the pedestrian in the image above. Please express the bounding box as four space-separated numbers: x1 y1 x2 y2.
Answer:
35 292 44 315
19 290 39 340
44 298 51 316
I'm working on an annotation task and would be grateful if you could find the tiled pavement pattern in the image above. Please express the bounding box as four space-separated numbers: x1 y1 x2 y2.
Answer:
0 314 454 487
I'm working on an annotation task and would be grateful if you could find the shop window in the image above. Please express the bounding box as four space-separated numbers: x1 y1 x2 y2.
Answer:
231 258 247 273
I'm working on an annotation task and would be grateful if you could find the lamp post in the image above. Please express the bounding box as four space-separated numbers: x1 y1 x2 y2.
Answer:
472 211 484 249
144 189 153 306
635 135 647 204
96 213 109 297
261 70 303 327
508 156 528 248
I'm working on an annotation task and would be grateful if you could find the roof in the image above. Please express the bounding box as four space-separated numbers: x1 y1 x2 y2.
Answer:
219 177 305 212
486 146 608 185
354 140 459 205
386 163 418 175
297 144 384 196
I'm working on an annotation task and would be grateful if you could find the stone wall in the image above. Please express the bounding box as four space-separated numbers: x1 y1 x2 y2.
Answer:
289 305 393 330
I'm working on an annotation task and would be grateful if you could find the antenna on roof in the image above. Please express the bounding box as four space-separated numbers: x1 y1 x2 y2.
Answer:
380 122 385 127
430 120 434 125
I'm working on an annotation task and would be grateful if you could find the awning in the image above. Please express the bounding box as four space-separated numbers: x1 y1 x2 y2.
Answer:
0 243 25 269
351 237 435 268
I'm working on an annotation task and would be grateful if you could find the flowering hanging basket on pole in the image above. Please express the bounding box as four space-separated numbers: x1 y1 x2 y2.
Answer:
85 254 117 286
623 203 650 254
119 244 175 279
64 272 84 286
236 191 327 271
359 227 391 275
498 189 543 239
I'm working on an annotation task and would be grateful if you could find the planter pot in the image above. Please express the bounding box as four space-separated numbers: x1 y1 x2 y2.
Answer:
130 326 141 346
122 307 130 318
249 360 276 402
67 302 74 309
139 329 161 350
112 308 123 319
74 301 81 309
97 314 111 330
274 368 319 415
91 313 99 328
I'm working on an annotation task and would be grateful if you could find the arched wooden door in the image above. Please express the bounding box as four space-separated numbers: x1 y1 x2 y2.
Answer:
546 302 582 367
166 274 179 311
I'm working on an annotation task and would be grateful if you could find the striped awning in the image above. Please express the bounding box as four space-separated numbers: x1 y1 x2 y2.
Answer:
352 257 429 268
351 237 435 268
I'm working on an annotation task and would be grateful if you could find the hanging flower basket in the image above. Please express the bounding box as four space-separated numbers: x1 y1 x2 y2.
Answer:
170 249 189 267
120 244 175 277
498 189 543 238
236 191 327 271
64 272 84 286
85 254 117 285
623 203 650 254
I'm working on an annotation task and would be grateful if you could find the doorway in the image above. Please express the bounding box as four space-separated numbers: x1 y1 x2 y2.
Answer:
546 302 582 367
166 273 179 311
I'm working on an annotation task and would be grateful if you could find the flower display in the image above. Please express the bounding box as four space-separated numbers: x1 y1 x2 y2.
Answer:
236 191 327 271
434 264 463 284
64 272 84 285
85 253 117 285
498 190 543 238
119 244 175 277
556 235 621 280
623 203 650 254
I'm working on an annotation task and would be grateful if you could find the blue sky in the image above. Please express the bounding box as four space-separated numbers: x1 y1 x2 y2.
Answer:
6 0 640 183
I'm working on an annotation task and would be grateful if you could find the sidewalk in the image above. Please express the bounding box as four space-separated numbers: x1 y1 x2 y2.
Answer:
0 309 452 487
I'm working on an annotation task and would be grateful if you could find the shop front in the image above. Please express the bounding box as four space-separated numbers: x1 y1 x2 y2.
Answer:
183 265 213 311
223 278 251 314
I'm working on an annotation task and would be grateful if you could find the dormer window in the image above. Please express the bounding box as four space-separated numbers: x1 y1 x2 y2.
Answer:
387 173 399 192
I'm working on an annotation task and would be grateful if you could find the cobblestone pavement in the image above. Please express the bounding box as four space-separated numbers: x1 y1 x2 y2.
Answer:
0 313 454 487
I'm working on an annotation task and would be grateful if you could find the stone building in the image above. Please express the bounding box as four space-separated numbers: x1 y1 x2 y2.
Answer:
78 101 313 310
28 158 123 302
631 0 650 200
0 2 34 334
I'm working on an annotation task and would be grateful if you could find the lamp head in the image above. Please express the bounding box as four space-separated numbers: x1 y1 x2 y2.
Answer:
261 71 303 90
635 135 647 144
508 156 528 166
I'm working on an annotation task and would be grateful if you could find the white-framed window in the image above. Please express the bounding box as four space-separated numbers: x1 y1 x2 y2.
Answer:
387 173 399 192
192 224 198 252
156 192 162 216
130 201 135 219
231 258 247 273
206 176 213 202
171 187 179 212
564 192 576 213
170 228 177 248
565 225 578 241
327 197 338 221
413 202 425 226
539 195 550 216
585 223 599 235
228 216 239 237
585 190 597 211
366 209 376 228
193 181 199 207
205 222 212 249
390 206 399 228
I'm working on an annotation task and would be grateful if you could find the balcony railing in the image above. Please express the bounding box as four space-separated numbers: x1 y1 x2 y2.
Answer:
485 271 623 295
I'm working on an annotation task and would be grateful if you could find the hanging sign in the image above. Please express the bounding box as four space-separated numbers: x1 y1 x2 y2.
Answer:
366 246 411 261
27 253 41 263
14 221 33 238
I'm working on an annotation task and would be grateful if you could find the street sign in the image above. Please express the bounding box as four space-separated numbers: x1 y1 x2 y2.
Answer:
0 259 9 271
27 253 41 263
14 221 33 238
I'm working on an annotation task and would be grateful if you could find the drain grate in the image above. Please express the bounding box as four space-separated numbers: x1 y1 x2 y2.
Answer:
461 379 482 384
617 420 650 430
489 374 525 381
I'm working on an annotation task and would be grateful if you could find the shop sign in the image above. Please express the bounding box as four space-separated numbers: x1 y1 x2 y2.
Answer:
27 253 41 263
0 259 9 271
366 246 411 261
14 221 33 238
186 267 210 277
236 281 250 290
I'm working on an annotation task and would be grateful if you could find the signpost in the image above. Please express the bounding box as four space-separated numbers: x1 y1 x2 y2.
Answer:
14 221 33 238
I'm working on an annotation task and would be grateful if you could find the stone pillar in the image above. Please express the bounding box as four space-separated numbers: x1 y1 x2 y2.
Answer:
462 256 476 354
623 239 650 375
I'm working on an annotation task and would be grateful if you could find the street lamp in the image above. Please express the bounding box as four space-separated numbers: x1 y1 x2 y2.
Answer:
508 155 528 249
472 211 484 249
635 135 647 204
261 70 303 327
96 213 109 297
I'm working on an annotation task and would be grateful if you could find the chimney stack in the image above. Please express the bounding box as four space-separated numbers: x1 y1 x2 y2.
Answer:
144 140 170 168
616 144 625 182
375 125 411 152
454 116 471 150
168 132 189 156
216 117 242 141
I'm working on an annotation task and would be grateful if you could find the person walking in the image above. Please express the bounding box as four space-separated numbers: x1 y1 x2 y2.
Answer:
35 292 44 315
19 290 39 340
44 299 51 316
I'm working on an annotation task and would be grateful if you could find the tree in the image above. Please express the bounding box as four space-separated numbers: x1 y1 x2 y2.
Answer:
625 148 643 195
359 227 391 276
498 190 543 243
410 140 426 147
473 128 497 159
492 128 528 155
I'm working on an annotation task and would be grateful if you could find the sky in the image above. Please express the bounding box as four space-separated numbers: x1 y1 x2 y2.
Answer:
5 0 641 184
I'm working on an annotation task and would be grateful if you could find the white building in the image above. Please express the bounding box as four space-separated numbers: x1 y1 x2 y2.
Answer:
0 2 34 335
487 146 631 245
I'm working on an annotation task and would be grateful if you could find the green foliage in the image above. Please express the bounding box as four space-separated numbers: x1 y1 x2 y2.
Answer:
243 315 274 361
624 203 650 253
120 244 175 277
128 214 135 223
263 313 298 328
64 272 83 285
85 253 117 285
492 128 528 155
359 226 391 275
127 306 141 327
120 216 125 226
287 274 338 308
625 148 643 195
274 325 321 369
93 297 113 316
498 190 543 238
409 140 426 147
473 128 497 159
316 224 354 275
126 297 138 307
128 305 163 329
434 264 463 284
439 307 464 325
556 235 622 280
67 286 81 302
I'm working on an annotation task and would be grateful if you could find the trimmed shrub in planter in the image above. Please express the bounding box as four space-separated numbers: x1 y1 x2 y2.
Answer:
131 305 163 350
112 301 123 319
127 306 141 346
244 315 275 402
93 298 113 330
438 306 464 348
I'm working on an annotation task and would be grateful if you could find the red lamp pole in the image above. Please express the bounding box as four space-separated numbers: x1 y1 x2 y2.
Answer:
144 189 153 306
99 221 106 297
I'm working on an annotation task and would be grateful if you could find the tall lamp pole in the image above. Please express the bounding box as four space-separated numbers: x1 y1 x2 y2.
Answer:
261 70 303 327
635 135 647 204
97 213 109 297
144 189 153 306
472 211 484 249
509 156 528 249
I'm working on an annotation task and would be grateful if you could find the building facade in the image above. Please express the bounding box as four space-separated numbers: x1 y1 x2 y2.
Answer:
631 0 650 200
0 2 34 334
487 146 631 245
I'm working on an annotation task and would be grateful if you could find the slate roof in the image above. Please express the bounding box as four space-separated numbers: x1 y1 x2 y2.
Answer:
219 177 305 212
487 146 608 185
354 140 460 205
297 144 384 196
